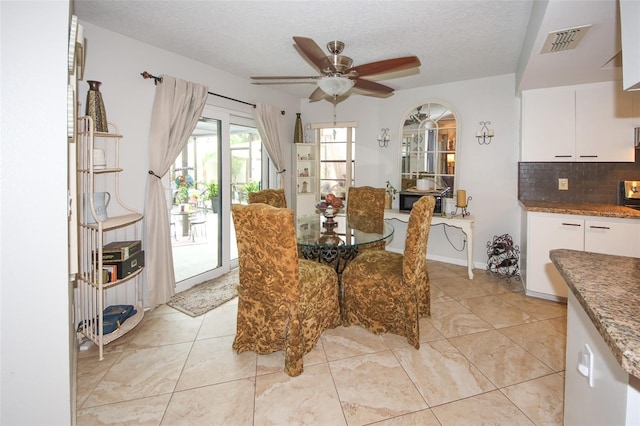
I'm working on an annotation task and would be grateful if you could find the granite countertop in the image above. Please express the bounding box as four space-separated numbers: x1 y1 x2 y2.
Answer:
550 249 640 378
520 200 640 219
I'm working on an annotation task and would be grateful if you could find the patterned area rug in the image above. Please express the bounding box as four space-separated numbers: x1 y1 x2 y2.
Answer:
167 269 238 317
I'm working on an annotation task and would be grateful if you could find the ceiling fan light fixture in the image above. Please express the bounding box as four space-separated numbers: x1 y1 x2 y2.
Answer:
317 75 354 97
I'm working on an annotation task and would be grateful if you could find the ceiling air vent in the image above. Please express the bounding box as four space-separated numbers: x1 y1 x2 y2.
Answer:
540 25 591 54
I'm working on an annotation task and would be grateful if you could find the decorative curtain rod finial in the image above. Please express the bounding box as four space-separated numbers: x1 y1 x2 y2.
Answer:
141 71 163 85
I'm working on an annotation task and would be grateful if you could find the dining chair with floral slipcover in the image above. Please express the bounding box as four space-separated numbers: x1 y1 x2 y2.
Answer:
341 195 436 348
231 203 341 376
346 186 387 251
248 188 287 208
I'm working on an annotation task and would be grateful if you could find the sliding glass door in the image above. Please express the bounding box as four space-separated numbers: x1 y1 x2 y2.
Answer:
168 106 262 292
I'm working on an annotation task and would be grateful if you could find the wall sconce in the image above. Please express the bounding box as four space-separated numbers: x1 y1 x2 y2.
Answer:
476 121 494 145
304 123 313 143
378 128 390 147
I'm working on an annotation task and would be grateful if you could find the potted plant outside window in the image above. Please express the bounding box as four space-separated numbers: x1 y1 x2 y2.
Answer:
237 181 260 203
178 186 189 204
203 181 219 213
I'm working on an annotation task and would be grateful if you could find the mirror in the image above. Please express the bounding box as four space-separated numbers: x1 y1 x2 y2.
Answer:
400 101 457 196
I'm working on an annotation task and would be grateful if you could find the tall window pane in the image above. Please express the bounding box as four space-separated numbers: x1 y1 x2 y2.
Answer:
230 125 261 204
319 126 355 200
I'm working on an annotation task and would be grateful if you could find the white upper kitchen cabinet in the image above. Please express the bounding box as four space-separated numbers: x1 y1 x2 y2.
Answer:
576 83 635 162
620 0 640 91
521 86 575 161
521 82 636 162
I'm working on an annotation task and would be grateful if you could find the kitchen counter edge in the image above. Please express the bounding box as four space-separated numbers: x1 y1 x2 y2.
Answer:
550 248 640 379
520 200 640 219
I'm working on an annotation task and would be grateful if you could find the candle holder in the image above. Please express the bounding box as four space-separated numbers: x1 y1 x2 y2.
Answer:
454 196 472 217
476 121 494 145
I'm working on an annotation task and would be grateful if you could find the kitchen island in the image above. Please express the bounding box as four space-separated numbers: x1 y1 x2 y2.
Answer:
550 249 640 425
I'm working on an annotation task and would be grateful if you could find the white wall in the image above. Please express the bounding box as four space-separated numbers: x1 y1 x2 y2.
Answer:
79 22 301 296
80 22 301 215
1 1 72 424
301 75 522 268
83 22 522 272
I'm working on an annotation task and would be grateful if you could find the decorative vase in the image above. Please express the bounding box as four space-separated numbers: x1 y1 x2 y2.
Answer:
293 113 304 144
86 80 109 132
385 193 393 209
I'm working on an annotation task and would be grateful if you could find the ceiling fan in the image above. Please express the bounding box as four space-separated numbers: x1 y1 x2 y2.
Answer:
405 106 430 126
251 36 421 102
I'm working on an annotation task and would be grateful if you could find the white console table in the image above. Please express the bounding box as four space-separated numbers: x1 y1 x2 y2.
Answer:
384 209 475 279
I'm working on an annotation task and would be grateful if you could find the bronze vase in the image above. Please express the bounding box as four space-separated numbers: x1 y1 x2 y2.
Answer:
385 193 393 209
86 80 109 132
293 113 303 144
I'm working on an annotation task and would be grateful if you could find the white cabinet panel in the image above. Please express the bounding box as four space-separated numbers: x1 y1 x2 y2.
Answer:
565 292 634 425
521 82 636 162
621 0 640 91
526 213 583 299
526 212 640 300
576 83 635 162
521 87 575 161
584 218 640 257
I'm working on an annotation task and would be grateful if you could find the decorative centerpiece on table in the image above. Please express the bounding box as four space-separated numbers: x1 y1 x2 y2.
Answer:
315 194 345 245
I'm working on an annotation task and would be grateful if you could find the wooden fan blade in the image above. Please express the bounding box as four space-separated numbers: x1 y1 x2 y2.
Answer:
352 78 394 95
309 87 328 102
293 36 336 73
347 56 421 77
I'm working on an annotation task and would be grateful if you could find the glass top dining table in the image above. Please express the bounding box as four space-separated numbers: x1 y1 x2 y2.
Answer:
296 213 394 274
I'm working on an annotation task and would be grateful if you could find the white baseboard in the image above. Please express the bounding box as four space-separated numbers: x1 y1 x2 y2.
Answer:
386 247 484 270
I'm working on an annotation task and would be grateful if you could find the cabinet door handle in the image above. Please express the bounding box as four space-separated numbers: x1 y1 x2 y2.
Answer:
589 225 610 230
554 155 573 158
579 155 598 158
561 223 582 227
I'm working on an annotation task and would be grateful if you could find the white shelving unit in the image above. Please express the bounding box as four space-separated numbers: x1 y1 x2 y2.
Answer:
294 142 319 216
76 116 144 360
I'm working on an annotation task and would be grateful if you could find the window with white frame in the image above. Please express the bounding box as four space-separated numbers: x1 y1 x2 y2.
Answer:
315 123 356 200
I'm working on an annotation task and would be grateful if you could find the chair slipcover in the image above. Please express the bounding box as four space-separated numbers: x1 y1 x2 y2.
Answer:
248 188 287 208
347 186 386 251
231 203 340 376
342 196 436 348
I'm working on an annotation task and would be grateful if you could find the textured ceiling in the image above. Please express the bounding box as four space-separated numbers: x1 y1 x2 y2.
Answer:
74 0 622 99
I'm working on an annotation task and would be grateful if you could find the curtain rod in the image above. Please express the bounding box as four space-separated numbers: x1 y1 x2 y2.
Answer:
141 71 285 115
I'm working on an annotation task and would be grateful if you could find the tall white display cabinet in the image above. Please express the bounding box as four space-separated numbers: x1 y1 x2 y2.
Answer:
294 141 319 216
76 116 144 359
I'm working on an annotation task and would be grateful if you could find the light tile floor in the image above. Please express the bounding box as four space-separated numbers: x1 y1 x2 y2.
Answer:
76 261 568 425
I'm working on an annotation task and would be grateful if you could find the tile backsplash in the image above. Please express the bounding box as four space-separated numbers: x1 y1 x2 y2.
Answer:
518 154 640 204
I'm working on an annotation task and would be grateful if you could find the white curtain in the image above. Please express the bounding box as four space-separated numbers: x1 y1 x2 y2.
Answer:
252 103 287 188
144 75 208 309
